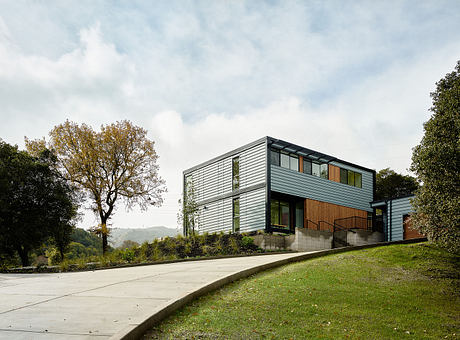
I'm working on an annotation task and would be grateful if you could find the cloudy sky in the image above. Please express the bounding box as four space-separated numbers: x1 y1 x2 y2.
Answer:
0 1 459 231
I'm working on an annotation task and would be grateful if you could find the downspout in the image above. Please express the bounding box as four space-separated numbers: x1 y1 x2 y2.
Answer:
265 137 272 233
389 200 392 242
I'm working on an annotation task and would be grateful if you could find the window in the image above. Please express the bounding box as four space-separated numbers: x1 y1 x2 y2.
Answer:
270 148 280 166
354 172 362 188
280 152 290 169
295 201 304 228
312 162 321 177
270 199 290 229
347 170 355 186
303 159 312 175
232 157 239 191
233 198 240 232
289 154 299 171
339 167 362 188
340 168 348 184
320 163 328 179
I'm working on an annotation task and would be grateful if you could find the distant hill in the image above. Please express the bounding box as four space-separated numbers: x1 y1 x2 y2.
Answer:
108 226 178 248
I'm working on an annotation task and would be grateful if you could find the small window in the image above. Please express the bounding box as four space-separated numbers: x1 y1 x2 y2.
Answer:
290 154 299 171
270 149 280 166
303 159 312 175
270 200 280 226
280 152 290 169
347 170 355 186
233 198 240 232
320 163 328 179
340 168 348 184
232 157 240 191
312 162 321 177
280 201 290 227
354 172 362 188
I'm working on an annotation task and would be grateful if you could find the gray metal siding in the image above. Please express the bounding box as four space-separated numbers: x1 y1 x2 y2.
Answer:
240 187 266 232
388 196 414 241
186 142 266 234
270 164 373 212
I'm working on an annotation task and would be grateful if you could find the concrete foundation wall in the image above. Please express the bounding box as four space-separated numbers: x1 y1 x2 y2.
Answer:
252 234 287 251
294 228 333 251
347 230 384 246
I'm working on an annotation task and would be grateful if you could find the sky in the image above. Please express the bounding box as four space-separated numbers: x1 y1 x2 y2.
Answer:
0 0 459 232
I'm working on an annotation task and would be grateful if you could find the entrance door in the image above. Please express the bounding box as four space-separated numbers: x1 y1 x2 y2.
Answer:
403 215 424 239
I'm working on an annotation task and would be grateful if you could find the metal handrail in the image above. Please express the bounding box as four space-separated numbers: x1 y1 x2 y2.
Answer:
318 220 334 232
334 221 357 233
305 219 319 230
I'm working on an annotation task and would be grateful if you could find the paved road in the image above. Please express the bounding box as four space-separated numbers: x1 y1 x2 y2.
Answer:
0 252 314 339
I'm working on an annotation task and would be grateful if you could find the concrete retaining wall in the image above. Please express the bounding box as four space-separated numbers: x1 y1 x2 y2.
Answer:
347 230 384 246
294 228 333 251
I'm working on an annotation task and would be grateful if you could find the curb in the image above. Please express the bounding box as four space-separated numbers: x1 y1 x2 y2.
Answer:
109 238 426 340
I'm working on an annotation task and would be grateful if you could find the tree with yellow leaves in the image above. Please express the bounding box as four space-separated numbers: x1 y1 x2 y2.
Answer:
26 120 166 254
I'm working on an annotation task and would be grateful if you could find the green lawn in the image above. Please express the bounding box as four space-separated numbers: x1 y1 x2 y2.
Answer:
143 243 459 339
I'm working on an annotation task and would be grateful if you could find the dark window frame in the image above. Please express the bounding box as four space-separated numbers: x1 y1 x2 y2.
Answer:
232 197 240 233
232 156 240 191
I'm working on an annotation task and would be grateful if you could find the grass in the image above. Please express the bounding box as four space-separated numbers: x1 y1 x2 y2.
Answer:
143 242 459 339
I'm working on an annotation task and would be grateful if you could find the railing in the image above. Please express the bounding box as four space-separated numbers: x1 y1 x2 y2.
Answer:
305 219 319 230
334 216 371 231
318 220 334 232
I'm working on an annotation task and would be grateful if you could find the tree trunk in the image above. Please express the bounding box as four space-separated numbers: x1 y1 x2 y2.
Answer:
101 221 108 254
17 246 30 267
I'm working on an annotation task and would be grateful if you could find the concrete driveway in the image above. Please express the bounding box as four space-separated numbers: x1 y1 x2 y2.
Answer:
0 252 316 340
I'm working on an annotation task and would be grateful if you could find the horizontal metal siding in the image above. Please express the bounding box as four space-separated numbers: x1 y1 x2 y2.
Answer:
240 187 266 232
389 197 414 241
185 141 266 234
270 164 373 212
197 198 232 234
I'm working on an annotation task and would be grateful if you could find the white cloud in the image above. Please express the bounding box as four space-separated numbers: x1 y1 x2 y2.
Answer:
0 1 459 230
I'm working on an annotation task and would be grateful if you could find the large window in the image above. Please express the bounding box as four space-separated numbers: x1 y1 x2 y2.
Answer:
320 164 328 179
295 201 304 228
233 198 240 232
270 148 280 166
232 157 239 191
312 162 320 177
340 168 362 188
280 152 290 168
270 199 290 229
303 159 312 175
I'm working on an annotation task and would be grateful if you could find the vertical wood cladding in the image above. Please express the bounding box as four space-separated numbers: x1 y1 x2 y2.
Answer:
299 156 304 173
328 164 340 183
304 198 368 229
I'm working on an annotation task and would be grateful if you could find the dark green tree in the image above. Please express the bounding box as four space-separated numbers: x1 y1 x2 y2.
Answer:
0 141 77 266
410 61 460 253
375 168 419 200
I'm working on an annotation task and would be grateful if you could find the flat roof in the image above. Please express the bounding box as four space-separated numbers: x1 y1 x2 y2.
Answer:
183 136 376 175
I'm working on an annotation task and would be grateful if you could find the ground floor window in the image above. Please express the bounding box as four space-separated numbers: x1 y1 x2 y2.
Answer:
270 199 290 229
233 198 240 232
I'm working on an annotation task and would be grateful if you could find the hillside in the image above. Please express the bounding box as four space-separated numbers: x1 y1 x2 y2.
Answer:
109 226 178 248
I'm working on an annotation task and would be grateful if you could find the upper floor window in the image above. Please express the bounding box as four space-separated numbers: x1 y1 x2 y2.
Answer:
271 149 298 171
232 157 240 190
303 159 312 175
340 168 362 188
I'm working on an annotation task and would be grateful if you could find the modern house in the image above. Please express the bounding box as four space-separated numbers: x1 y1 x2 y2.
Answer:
182 137 377 237
371 195 424 241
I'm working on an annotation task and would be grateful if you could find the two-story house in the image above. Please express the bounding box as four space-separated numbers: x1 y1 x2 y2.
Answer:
183 137 376 235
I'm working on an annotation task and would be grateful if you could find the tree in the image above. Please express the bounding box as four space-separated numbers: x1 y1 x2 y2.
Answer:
375 168 419 200
178 177 199 236
0 141 77 266
28 120 166 254
410 60 460 253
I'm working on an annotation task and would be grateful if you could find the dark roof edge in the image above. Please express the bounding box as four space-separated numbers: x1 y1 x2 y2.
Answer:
183 137 267 175
267 137 375 174
371 193 416 205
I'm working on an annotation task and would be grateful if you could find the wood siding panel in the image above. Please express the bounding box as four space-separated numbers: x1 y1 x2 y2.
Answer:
329 164 340 183
299 156 303 173
304 198 368 230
